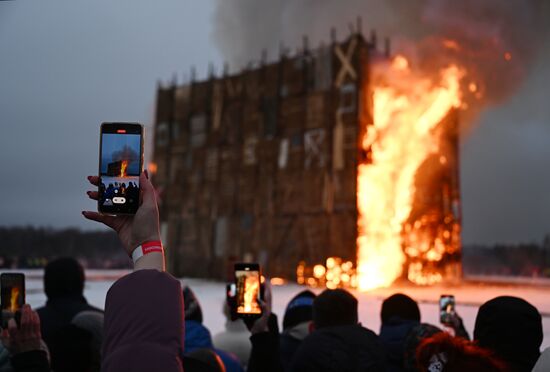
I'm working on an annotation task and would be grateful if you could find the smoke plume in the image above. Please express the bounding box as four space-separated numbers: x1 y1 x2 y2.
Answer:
111 144 138 164
212 0 550 121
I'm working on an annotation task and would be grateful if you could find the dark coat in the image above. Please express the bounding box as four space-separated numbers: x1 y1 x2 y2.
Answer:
36 295 102 346
280 332 302 371
247 314 283 372
379 318 418 372
289 324 388 372
101 270 185 372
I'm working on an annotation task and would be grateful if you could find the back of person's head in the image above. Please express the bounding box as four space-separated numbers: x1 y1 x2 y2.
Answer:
44 257 85 300
283 290 316 330
313 288 358 329
49 324 94 372
72 311 104 372
403 323 442 371
185 348 226 372
474 296 542 372
102 270 184 372
416 332 507 372
184 286 203 323
381 293 420 324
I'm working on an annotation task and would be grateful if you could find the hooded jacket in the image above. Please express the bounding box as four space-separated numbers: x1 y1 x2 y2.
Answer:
212 318 251 367
289 324 387 372
102 270 184 372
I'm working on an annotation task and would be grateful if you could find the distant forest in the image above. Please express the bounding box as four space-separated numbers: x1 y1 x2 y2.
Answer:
463 238 550 278
1 227 549 278
0 227 130 269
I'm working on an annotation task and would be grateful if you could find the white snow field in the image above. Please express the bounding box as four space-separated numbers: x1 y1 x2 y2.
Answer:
13 269 550 349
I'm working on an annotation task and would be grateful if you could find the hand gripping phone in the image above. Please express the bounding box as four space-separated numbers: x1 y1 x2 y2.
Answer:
439 294 455 325
98 123 144 215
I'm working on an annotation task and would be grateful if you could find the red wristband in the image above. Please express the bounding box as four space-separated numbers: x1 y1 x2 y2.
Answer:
131 241 163 263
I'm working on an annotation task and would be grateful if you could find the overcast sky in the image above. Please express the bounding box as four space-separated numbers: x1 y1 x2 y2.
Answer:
1 1 549 245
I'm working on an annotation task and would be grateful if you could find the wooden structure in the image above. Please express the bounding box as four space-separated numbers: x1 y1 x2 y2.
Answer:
151 31 462 282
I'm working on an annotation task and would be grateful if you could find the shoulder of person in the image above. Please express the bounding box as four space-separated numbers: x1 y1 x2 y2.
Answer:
532 347 550 372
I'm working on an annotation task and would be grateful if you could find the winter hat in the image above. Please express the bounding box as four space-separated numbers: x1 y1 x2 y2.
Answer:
313 289 358 329
183 286 203 323
283 290 316 330
403 323 442 371
474 296 542 372
381 293 420 324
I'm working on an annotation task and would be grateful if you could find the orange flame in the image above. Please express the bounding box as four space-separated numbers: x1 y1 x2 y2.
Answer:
239 275 261 314
10 287 20 312
120 160 128 177
356 56 464 291
442 39 460 51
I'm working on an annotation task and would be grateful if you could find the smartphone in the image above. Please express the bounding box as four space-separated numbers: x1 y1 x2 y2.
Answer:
98 123 144 215
234 263 262 318
439 294 455 325
1 273 25 328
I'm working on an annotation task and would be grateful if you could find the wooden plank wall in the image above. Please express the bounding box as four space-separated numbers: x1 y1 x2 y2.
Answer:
152 34 373 280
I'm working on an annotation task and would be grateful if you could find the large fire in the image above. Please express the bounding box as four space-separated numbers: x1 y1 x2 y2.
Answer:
356 56 464 291
239 275 261 314
119 160 128 178
10 286 20 312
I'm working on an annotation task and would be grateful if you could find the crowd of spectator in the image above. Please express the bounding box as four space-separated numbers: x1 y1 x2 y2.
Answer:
0 171 547 371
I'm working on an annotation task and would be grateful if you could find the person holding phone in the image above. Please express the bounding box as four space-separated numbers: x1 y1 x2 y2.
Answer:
439 295 469 340
84 164 184 371
0 304 50 372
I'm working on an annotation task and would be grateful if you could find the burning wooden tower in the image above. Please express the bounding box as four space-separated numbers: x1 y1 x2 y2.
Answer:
151 30 462 289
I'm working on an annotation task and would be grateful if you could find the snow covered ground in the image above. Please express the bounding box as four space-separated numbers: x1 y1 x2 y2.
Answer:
13 269 550 349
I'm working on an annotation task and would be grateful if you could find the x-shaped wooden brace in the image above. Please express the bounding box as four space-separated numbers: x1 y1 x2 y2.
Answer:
304 129 326 168
334 37 357 88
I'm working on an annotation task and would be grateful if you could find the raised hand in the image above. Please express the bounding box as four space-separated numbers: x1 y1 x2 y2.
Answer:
0 305 42 355
82 171 164 271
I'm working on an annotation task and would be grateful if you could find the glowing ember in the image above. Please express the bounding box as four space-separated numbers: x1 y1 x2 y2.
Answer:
296 261 306 285
270 277 285 286
356 55 464 291
148 162 158 174
392 55 409 71
300 257 358 289
442 39 460 51
120 160 128 177
10 287 20 312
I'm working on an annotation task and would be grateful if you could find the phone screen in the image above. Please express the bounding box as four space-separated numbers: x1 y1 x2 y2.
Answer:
1 274 25 313
99 123 143 214
235 266 261 315
439 294 455 324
